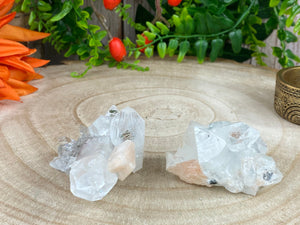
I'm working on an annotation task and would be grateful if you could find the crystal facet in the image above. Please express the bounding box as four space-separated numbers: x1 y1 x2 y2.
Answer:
110 107 145 171
166 121 283 195
50 105 145 201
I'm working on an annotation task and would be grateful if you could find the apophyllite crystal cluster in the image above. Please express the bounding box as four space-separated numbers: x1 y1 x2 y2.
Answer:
166 121 283 195
50 106 145 201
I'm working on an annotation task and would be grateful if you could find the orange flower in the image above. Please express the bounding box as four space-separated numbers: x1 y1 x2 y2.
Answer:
0 0 50 102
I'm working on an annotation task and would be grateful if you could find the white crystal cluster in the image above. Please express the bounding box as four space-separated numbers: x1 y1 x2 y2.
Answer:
166 121 283 195
50 106 145 201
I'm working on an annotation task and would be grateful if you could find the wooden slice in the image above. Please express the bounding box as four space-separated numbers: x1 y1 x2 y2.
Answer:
0 57 299 224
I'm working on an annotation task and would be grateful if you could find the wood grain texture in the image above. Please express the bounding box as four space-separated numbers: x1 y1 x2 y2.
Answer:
83 1 123 44
0 57 299 225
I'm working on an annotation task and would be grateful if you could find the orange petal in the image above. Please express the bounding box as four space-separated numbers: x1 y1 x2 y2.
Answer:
0 55 35 73
0 38 30 57
21 57 50 68
0 79 4 88
8 67 44 81
7 78 38 96
0 0 14 17
0 80 20 101
0 11 16 28
0 24 50 42
0 65 9 81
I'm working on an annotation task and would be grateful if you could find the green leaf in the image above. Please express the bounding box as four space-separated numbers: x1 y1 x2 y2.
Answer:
143 31 156 41
265 15 279 34
81 10 90 20
123 37 136 48
146 22 160 34
50 1 72 22
157 42 167 59
134 51 141 59
37 0 52 12
38 21 43 32
40 13 52 20
172 15 185 34
73 0 84 8
21 0 31 12
286 5 300 27
172 15 181 27
285 30 298 42
205 12 234 34
285 49 300 62
279 16 287 29
269 0 280 7
177 40 190 63
137 34 145 41
277 29 287 41
144 46 153 58
279 55 289 67
229 29 242 54
77 47 87 56
272 47 283 58
167 39 179 57
294 20 300 33
88 24 100 33
194 13 208 34
123 4 131 10
279 0 296 16
94 30 107 41
195 39 208 64
77 20 88 29
30 21 39 30
156 21 169 35
184 15 194 35
136 40 144 46
286 59 295 67
210 38 224 62
247 15 262 25
28 11 36 26
89 38 96 47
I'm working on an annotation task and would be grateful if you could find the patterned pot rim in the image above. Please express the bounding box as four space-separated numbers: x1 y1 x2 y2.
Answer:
274 66 300 125
277 66 300 90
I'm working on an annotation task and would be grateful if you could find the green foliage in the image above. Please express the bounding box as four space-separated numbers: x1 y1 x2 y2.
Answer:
132 0 256 64
15 0 149 76
271 0 300 67
15 0 300 75
115 4 146 32
132 0 300 67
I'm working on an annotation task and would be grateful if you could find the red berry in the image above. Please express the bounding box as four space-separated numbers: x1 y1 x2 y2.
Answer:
137 33 153 53
109 37 126 62
103 0 121 10
168 0 182 7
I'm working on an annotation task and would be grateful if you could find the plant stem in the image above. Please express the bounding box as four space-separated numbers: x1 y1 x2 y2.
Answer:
90 0 113 39
152 0 170 27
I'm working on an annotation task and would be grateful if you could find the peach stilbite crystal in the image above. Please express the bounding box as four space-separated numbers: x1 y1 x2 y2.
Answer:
108 140 136 181
167 160 210 186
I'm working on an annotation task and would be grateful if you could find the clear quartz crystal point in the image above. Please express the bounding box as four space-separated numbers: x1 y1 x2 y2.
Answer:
69 152 118 201
110 107 145 172
166 121 283 195
50 105 145 201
